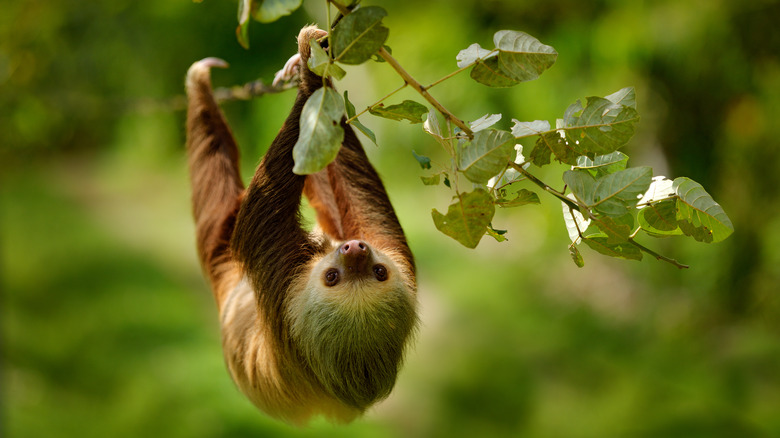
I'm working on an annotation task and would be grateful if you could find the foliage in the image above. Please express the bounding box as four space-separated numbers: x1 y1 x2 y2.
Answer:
237 0 732 268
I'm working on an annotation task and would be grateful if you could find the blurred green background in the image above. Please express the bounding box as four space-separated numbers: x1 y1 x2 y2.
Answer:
3 0 780 437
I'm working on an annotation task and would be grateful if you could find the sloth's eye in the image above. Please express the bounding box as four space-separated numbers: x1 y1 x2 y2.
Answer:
325 269 340 287
373 264 388 282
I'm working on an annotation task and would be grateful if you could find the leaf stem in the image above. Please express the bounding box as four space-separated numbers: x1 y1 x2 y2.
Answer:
345 82 408 124
628 238 689 269
376 47 474 137
509 161 689 269
426 64 472 90
509 161 582 213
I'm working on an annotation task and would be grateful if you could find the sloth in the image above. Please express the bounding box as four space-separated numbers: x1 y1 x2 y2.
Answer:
184 26 417 424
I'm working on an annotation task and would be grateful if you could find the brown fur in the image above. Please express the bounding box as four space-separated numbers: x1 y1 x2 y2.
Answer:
185 26 417 424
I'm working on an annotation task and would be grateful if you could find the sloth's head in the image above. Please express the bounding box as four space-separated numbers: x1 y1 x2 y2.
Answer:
287 239 417 409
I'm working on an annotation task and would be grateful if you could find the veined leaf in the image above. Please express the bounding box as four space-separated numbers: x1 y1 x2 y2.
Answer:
456 43 497 68
594 216 632 244
292 87 345 174
343 91 376 145
470 113 502 132
583 235 643 261
591 166 652 216
432 189 496 249
511 119 551 138
369 100 427 123
496 189 540 208
458 129 516 184
638 199 682 236
309 39 346 80
563 96 640 156
604 87 636 109
493 30 557 82
575 151 629 177
563 169 596 206
331 6 389 65
470 57 521 88
673 177 734 243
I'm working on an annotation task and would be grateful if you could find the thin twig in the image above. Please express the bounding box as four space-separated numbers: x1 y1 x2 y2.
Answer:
628 238 690 269
345 83 408 124
377 47 474 138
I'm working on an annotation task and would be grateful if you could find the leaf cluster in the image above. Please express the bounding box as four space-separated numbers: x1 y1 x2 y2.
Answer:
233 0 734 268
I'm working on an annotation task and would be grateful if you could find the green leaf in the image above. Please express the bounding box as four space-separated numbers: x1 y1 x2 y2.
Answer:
496 188 540 208
236 0 252 49
638 199 682 236
331 6 389 65
673 177 734 243
583 235 643 261
432 189 496 249
369 100 427 123
604 87 637 109
563 169 596 206
458 129 516 184
252 0 302 23
529 134 553 167
292 87 345 174
470 57 521 88
308 39 346 80
569 243 585 267
421 174 440 186
343 91 376 145
487 225 508 242
412 150 431 169
591 167 652 216
594 217 632 244
511 120 551 138
575 151 629 177
563 96 640 156
493 30 558 82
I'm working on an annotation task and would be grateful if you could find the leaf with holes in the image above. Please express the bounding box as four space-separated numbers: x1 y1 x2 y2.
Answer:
331 6 389 65
673 177 733 243
458 129 516 184
432 189 495 248
293 87 345 174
